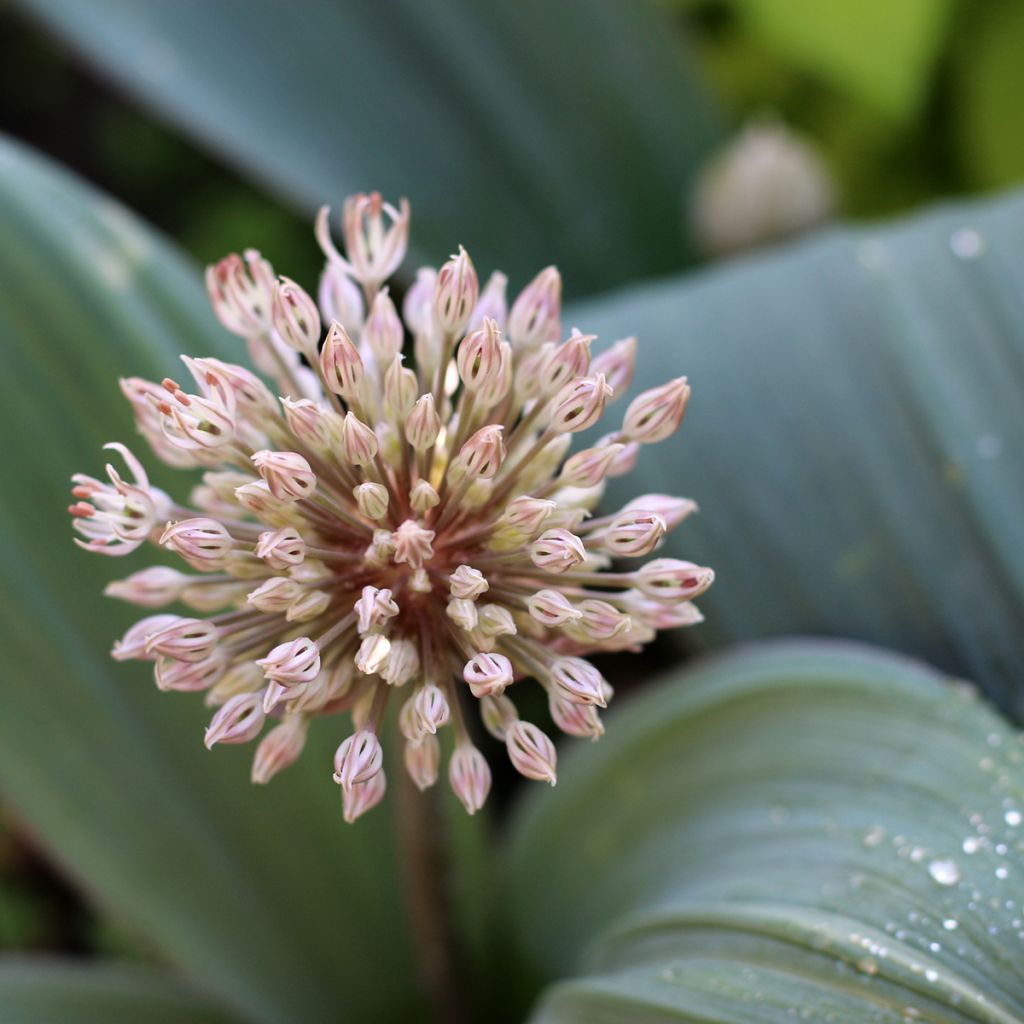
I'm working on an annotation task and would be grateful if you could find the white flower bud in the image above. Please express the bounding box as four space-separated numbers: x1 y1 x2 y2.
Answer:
320 322 365 400
506 720 557 784
342 769 387 823
204 692 265 749
363 288 404 362
355 634 391 675
414 684 450 734
272 277 321 353
333 729 384 790
527 589 581 627
550 657 607 707
251 715 308 784
530 529 587 574
634 559 715 601
338 412 379 465
251 450 316 501
433 246 478 336
508 266 561 350
463 652 514 698
410 480 440 514
354 481 389 521
591 336 637 397
549 373 613 434
255 527 306 570
449 743 491 814
449 565 489 600
404 394 441 451
623 377 690 444
404 735 440 791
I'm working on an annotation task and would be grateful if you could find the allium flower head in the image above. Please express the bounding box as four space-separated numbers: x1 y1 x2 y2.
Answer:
70 192 713 822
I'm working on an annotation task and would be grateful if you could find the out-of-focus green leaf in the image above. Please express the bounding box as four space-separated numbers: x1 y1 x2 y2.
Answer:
0 134 427 1023
11 0 722 296
570 189 1024 718
506 641 1024 1021
953 1 1024 189
731 0 952 120
0 958 240 1024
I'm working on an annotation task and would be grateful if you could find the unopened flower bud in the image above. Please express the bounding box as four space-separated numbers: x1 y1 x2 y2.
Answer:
410 480 440 514
256 527 306 570
550 657 607 707
559 444 625 488
433 246 478 336
530 529 587 574
479 694 518 740
509 266 561 349
392 520 435 568
538 330 593 397
623 377 690 444
272 277 321 353
363 289 404 362
233 480 292 521
457 318 505 393
206 659 263 706
405 735 440 790
526 589 581 627
469 271 508 333
449 743 491 814
245 577 300 612
414 684 450 734
320 322 364 399
477 604 517 638
622 494 698 531
354 481 389 521
161 518 234 571
355 633 391 675
380 638 420 687
333 729 384 790
205 249 276 337
286 589 332 622
601 509 666 557
156 652 227 693
591 336 637 396
404 394 441 451
281 397 341 450
145 616 219 663
449 565 489 600
112 614 180 661
251 450 316 501
501 496 556 537
549 373 613 434
338 412 379 465
105 566 190 608
204 692 265 749
383 356 417 421
457 425 506 479
447 597 479 632
403 267 437 336
634 559 715 601
506 720 557 784
342 769 387 823
318 260 364 334
257 636 321 685
549 692 604 739
568 600 631 642
251 715 308 784
463 652 514 698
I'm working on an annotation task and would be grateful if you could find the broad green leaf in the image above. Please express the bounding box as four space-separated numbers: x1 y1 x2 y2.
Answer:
570 189 1024 718
12 0 722 295
731 0 952 120
505 641 1024 1022
0 134 427 1023
0 958 240 1024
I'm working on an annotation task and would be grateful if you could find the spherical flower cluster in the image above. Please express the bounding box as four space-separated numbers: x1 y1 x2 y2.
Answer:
69 192 713 822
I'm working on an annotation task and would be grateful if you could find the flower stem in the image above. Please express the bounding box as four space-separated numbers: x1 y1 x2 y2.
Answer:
395 766 468 1024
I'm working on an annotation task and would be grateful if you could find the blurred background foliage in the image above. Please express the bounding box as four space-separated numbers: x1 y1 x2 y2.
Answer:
0 0 1022 1018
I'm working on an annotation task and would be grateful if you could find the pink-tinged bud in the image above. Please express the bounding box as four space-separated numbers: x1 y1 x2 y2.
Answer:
354 481 389 521
501 496 556 537
622 494 698 531
392 520 435 568
281 397 338 449
449 565 489 600
260 679 292 715
383 356 418 421
255 527 306 570
506 720 557 784
477 604 517 638
414 684 450 734
449 743 491 815
549 692 605 739
463 652 514 698
569 600 632 642
272 277 321 353
549 373 613 434
183 356 278 421
457 424 506 480
105 566 190 608
145 616 219 663
457 318 505 393
232 481 293 521
602 509 667 557
634 559 715 601
205 249 276 337
355 634 391 675
479 694 518 740
478 341 513 408
161 518 234 571
469 271 508 333
381 638 420 687
410 480 440 514
404 735 440 790
333 729 384 790
206 659 263 706
559 444 625 488
320 322 365 399
404 394 441 452
550 657 608 707
530 529 587 574
354 586 399 635
364 288 404 362
155 652 227 693
433 246 479 336
538 329 594 397
257 637 321 685
509 266 561 349
251 715 308 784
591 336 637 396
447 597 479 632
111 614 180 661
602 437 640 478
623 377 691 443
318 260 364 335
286 589 332 623
342 769 387 823
338 412 379 465
251 450 316 501
365 528 396 566
181 578 250 614
204 692 265 749
403 267 437 336
317 194 410 292
527 589 581 627
399 694 424 741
